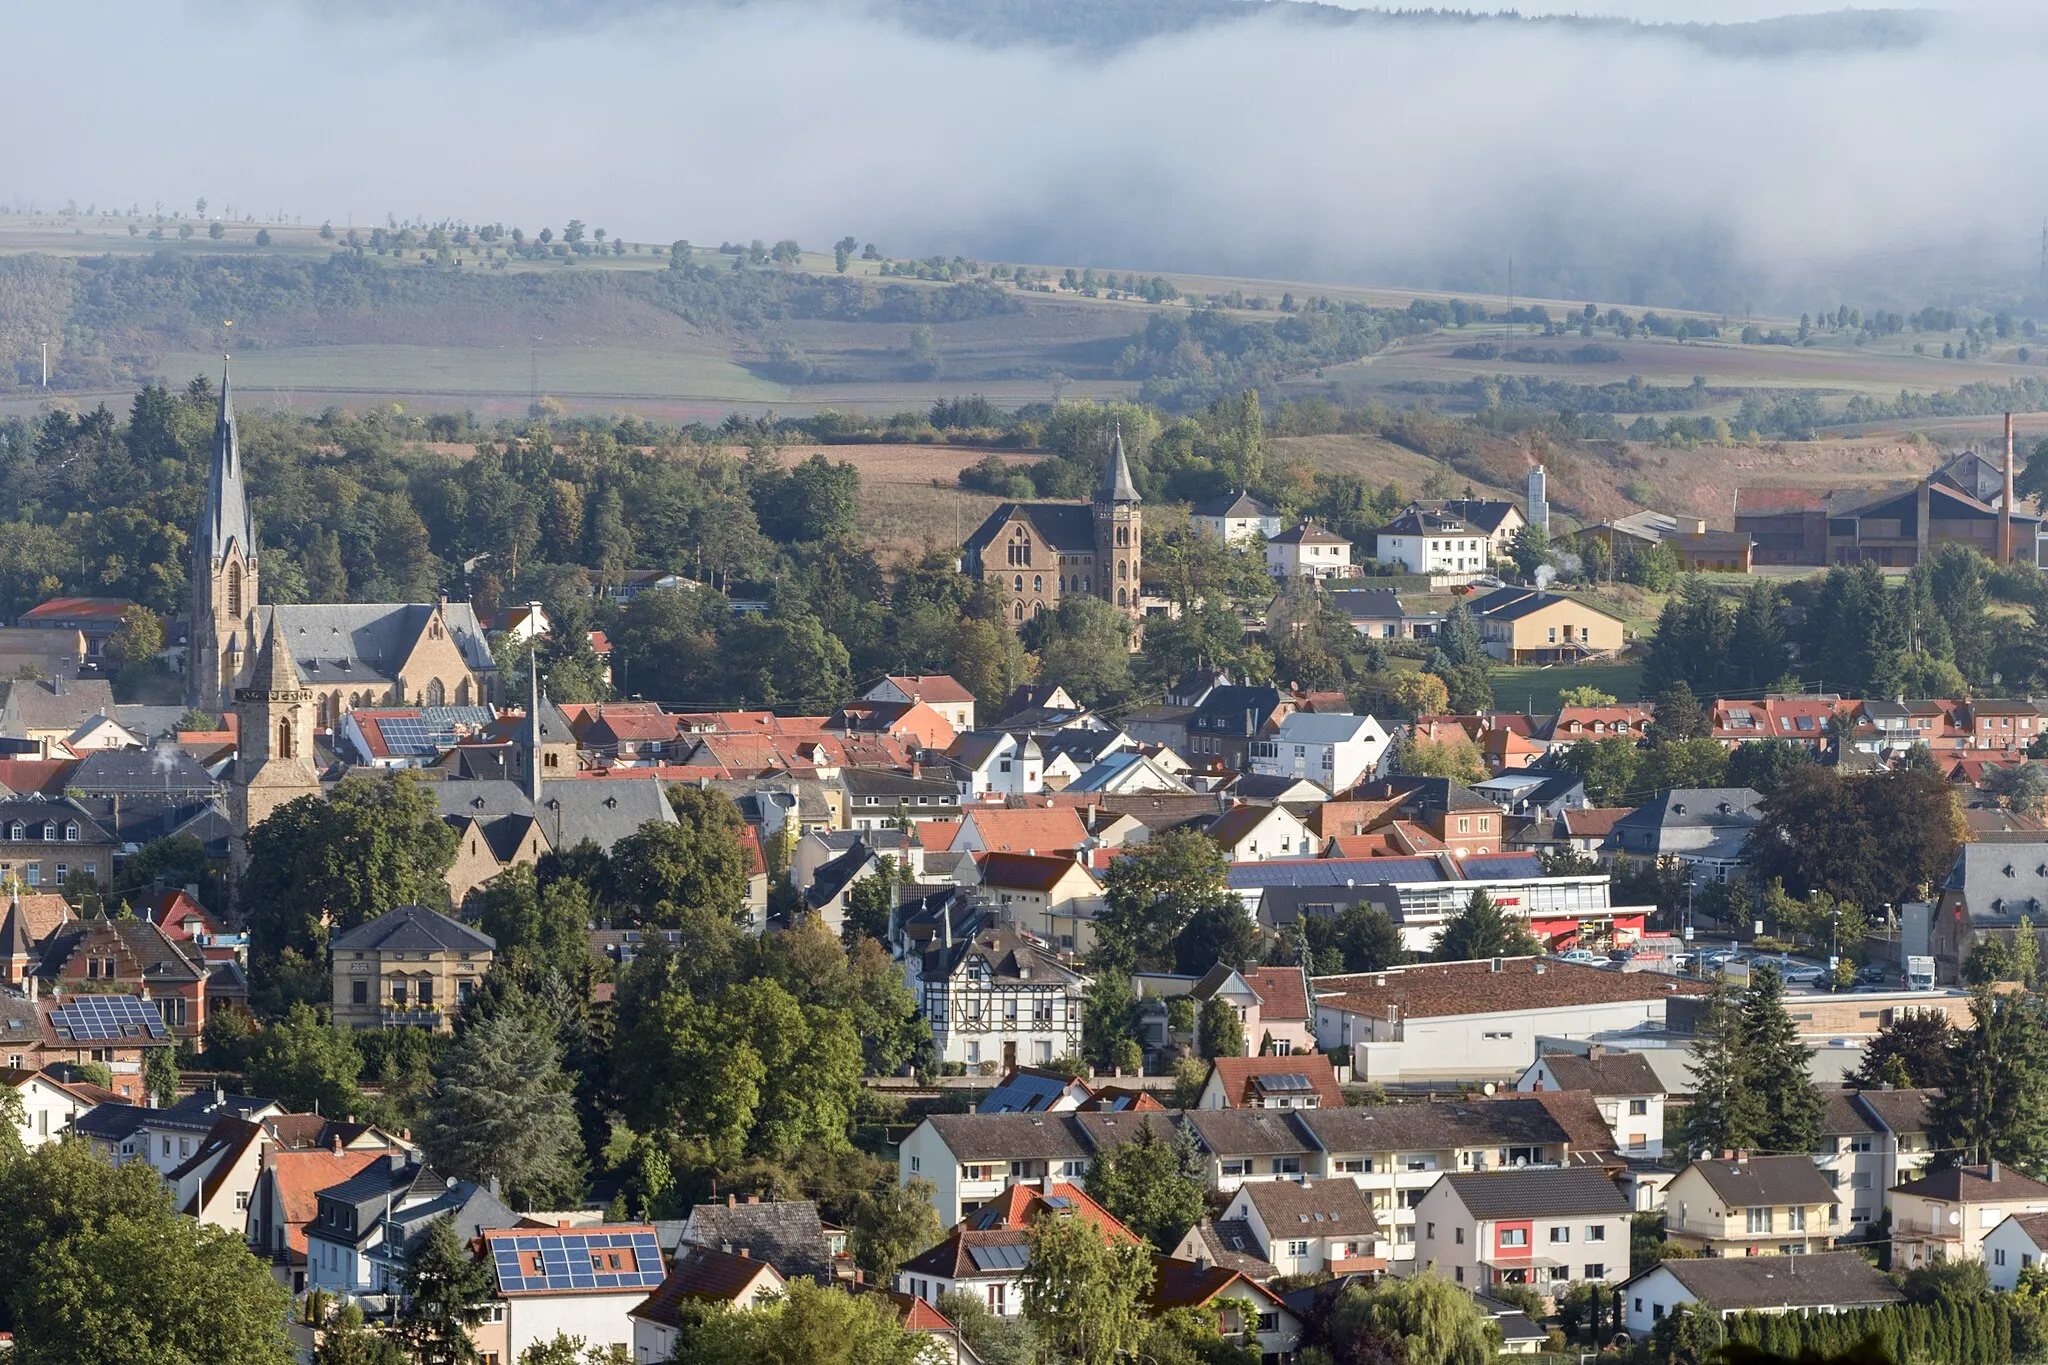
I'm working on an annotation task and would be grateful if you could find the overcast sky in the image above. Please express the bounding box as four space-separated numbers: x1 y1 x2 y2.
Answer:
6 1 2043 303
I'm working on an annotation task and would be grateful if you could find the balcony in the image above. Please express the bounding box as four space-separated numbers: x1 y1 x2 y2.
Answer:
381 1005 445 1028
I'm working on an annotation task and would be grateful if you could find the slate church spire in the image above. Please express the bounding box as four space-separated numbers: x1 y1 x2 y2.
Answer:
190 363 261 711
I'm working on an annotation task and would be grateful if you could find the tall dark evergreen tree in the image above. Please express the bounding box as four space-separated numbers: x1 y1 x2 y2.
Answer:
1929 989 2048 1175
1739 964 1826 1154
1727 581 1787 690
1682 984 1760 1157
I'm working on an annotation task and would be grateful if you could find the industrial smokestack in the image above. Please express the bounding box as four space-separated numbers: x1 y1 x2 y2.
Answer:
2004 413 2016 564
1526 464 1549 536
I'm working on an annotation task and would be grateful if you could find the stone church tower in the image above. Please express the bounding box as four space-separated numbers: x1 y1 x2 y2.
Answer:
1094 427 1142 620
189 369 259 713
229 616 321 868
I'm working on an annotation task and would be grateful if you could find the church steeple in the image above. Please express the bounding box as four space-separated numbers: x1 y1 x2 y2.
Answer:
204 368 256 566
1097 425 1140 505
190 365 262 711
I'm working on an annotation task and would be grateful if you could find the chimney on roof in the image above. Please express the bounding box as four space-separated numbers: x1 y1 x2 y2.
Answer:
1991 1159 2003 1182
332 1134 343 1154
746 1194 760 1204
738 1247 751 1259
727 1193 737 1208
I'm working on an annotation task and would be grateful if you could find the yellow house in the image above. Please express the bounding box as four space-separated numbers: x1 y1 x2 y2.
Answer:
329 904 494 1031
1467 587 1627 664
1889 1163 2048 1270
1664 1156 1841 1257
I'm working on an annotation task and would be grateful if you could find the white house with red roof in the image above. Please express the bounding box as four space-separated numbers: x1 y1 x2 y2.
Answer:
1196 1053 1345 1110
476 1224 667 1362
954 804 1090 857
896 1183 1140 1316
973 851 1105 957
863 674 979 734
1190 966 1315 1058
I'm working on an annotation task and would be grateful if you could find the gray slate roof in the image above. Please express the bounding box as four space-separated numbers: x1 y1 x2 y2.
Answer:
1 678 118 737
1686 1155 1836 1207
1295 1099 1575 1154
682 1200 834 1284
924 1112 1090 1162
1533 1051 1665 1097
1441 1168 1629 1218
265 602 494 684
1942 842 2048 928
65 745 222 797
1639 1251 1904 1311
432 777 676 852
328 903 494 955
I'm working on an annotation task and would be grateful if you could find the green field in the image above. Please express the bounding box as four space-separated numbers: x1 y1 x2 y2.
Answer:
1490 662 1645 715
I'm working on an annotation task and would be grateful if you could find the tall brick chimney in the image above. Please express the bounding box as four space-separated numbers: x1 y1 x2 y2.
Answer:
2004 412 2017 564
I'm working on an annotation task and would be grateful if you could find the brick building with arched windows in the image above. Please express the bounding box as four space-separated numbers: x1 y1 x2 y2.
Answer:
960 431 1143 626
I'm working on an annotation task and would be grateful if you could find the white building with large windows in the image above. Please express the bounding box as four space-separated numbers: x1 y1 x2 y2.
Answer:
906 913 1089 1073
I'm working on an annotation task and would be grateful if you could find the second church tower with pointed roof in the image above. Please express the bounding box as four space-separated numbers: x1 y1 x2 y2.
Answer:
958 430 1143 627
190 368 260 711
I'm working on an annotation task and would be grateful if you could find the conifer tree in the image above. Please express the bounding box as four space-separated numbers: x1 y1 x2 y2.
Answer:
1432 889 1541 963
1739 964 1825 1153
1930 988 2048 1174
1682 983 1760 1157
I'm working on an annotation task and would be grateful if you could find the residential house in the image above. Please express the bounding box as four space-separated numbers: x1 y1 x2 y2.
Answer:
1429 499 1529 562
305 1154 474 1295
947 733 1050 799
1663 1155 1841 1257
1192 491 1282 544
828 699 957 751
359 1171 521 1298
1311 960 1707 1084
1604 788 1765 885
679 1196 836 1285
1198 1053 1341 1112
1175 1177 1385 1280
1853 1087 1938 1215
1182 1109 1319 1193
1467 588 1627 664
1544 705 1656 747
1621 1251 1905 1338
1889 1162 2048 1270
799 836 886 936
977 1067 1099 1115
2 1066 96 1148
1063 750 1192 796
954 805 1090 857
170 1111 408 1235
975 852 1105 957
1189 969 1317 1060
1203 803 1316 861
897 1182 1141 1317
0 795 116 892
429 776 677 904
1932 841 2048 985
861 674 979 733
1147 1254 1304 1359
605 569 692 601
0 993 176 1102
631 1247 788 1360
897 1112 1097 1226
329 904 495 1031
0 627 86 680
1375 509 1494 575
1183 685 1297 774
30 913 211 1038
1515 1050 1667 1157
576 706 684 763
1407 1168 1631 1293
1985 1213 2048 1290
842 767 963 830
1470 770 1589 822
1328 587 1443 641
475 1225 668 1364
1558 808 1630 855
246 1146 401 1292
17 596 134 657
115 1088 282 1178
1348 777 1510 859
1251 712 1392 793
1266 522 1356 580
1293 1098 1609 1261
907 916 1090 1072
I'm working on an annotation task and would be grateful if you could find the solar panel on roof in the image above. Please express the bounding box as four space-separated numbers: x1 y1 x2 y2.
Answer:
1043 1195 1072 1209
491 1229 666 1293
51 996 167 1042
968 1243 1031 1272
1254 1073 1314 1093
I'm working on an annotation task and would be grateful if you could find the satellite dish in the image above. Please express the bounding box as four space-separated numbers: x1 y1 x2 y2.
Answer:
1950 1211 1963 1226
1483 1082 1497 1096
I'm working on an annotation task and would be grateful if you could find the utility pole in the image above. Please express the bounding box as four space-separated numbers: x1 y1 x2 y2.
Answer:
40 342 47 388
1506 254 1515 317
2039 218 2046 299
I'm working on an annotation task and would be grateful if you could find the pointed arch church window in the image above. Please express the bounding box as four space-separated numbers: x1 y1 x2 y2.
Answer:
424 678 446 706
278 721 294 759
227 564 243 619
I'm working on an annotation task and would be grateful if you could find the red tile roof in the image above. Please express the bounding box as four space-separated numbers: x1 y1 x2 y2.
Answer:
1561 808 1631 839
21 597 135 621
887 674 976 704
963 807 1089 854
1208 1054 1344 1109
916 820 962 851
265 1150 389 1257
976 851 1094 893
1240 967 1310 1023
1315 958 1707 1021
0 760 74 795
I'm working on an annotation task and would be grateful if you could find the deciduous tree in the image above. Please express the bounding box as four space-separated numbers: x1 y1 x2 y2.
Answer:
1022 1213 1155 1365
1083 1115 1206 1250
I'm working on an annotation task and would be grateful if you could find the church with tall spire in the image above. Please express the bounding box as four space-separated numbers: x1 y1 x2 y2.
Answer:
189 368 260 711
959 429 1144 625
184 368 499 721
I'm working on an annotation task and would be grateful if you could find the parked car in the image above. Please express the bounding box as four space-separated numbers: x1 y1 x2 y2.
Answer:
1554 949 1604 967
1775 960 1827 986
